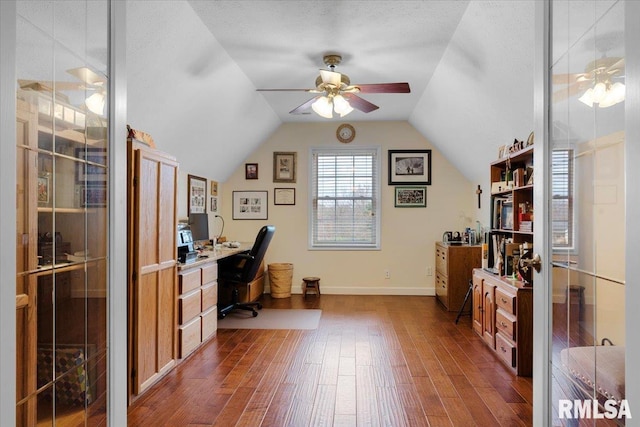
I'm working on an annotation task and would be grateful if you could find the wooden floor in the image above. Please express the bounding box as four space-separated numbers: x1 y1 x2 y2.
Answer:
128 295 533 426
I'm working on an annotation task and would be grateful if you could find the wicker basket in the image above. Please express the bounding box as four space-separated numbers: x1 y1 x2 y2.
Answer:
268 263 293 298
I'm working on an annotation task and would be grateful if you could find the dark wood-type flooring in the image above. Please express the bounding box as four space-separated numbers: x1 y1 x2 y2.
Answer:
128 295 533 426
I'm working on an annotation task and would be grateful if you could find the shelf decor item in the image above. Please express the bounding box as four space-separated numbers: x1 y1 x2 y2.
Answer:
187 174 207 214
233 191 268 220
388 149 431 185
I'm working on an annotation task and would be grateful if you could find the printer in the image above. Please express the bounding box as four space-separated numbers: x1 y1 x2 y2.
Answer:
177 226 198 264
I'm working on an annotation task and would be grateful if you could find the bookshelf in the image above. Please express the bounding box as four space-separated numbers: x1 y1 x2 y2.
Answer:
489 145 534 280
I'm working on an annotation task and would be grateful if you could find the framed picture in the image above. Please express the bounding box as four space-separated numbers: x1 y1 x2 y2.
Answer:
210 196 218 213
81 185 107 207
394 186 427 207
388 149 431 185
501 201 514 230
233 191 268 220
245 163 259 179
274 188 295 205
210 180 218 196
273 151 297 183
75 147 107 184
37 175 49 204
188 174 207 214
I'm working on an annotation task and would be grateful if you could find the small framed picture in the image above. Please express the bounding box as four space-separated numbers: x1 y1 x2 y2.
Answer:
388 150 431 185
210 196 218 213
38 175 50 204
210 180 218 196
81 185 107 207
273 152 297 183
245 163 259 179
274 188 295 205
75 147 107 184
394 186 427 207
188 174 207 214
233 191 268 220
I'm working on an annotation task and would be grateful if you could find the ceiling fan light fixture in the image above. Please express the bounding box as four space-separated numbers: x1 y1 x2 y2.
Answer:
312 96 333 119
333 94 353 117
85 92 105 115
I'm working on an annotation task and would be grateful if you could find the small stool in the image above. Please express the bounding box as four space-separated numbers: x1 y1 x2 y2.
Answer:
302 277 321 297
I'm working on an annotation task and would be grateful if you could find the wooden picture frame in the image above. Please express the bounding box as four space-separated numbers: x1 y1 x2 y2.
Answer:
233 191 268 220
245 163 259 179
394 186 427 207
210 180 218 196
188 174 207 214
273 152 297 183
388 149 431 185
75 147 107 184
274 188 295 205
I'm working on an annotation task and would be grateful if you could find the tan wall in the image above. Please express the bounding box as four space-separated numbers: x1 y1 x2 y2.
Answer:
217 121 476 295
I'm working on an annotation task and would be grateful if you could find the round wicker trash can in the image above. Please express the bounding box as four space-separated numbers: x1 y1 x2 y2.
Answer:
268 263 293 298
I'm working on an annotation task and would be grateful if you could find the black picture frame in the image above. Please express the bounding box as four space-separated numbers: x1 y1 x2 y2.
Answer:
245 163 258 179
75 147 107 184
394 186 427 207
274 188 295 205
232 191 268 220
388 149 432 185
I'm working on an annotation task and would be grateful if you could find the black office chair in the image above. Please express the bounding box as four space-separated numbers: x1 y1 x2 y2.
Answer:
218 225 275 319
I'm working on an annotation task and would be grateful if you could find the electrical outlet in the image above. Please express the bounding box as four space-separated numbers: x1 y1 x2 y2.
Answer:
384 269 390 279
426 266 433 276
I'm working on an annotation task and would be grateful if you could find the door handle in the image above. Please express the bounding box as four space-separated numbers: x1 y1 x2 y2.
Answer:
519 253 542 273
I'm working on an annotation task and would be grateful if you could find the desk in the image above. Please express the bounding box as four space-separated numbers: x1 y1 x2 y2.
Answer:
176 243 252 359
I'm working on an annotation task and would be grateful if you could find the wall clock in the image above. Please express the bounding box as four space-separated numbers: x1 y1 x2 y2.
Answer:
336 123 355 143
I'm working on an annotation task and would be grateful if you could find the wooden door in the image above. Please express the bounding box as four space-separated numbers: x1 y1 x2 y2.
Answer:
130 146 178 396
482 281 496 348
472 274 483 336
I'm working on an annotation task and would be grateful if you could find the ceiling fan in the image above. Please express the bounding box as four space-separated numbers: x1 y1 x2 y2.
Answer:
19 67 107 115
257 54 410 118
552 56 625 107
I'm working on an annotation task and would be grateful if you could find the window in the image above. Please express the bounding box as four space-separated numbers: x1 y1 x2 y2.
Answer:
310 146 380 249
551 149 574 249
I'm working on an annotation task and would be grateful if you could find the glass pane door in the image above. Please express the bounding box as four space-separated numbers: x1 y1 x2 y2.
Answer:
549 1 625 424
15 1 109 425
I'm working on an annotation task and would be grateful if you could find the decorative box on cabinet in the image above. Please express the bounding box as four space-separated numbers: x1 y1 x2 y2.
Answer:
472 268 533 376
435 242 481 311
177 259 219 359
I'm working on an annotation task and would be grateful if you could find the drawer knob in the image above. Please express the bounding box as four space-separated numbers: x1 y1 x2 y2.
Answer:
501 297 508 304
500 346 507 353
501 321 507 327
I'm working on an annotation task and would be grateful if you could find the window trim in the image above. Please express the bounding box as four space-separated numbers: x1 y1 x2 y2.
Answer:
308 145 381 251
551 148 576 252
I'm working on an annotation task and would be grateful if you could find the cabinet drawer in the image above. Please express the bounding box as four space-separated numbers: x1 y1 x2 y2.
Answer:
179 316 201 358
495 288 516 315
201 306 217 342
495 333 516 368
179 289 201 324
201 263 218 285
435 245 448 273
435 272 447 301
201 282 218 311
179 268 201 294
496 309 516 341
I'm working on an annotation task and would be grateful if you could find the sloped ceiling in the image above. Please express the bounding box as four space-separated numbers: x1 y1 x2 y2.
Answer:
127 0 536 185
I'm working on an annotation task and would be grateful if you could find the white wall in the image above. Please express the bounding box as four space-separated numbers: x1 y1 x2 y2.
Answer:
219 121 477 295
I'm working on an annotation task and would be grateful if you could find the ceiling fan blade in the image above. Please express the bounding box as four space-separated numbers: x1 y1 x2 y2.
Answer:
606 57 625 74
289 96 320 115
18 79 88 92
352 82 410 94
552 73 589 85
343 93 379 113
257 88 316 92
67 67 106 85
319 69 342 87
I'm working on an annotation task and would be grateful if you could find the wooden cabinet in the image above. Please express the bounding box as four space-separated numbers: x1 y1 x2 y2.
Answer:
472 269 533 376
127 138 179 399
434 242 481 311
177 261 219 359
490 146 534 280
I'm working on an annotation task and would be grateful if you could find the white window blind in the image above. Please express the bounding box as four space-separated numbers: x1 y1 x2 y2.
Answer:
310 147 380 249
552 149 574 249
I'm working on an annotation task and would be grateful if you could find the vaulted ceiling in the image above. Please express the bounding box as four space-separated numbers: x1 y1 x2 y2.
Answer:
126 0 536 185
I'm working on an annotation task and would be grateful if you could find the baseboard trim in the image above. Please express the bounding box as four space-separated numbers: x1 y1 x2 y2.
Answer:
265 286 435 296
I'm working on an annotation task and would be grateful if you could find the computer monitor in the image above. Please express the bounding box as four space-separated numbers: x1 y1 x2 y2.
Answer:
188 213 209 243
